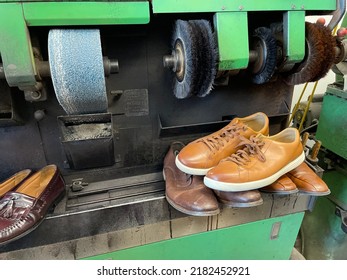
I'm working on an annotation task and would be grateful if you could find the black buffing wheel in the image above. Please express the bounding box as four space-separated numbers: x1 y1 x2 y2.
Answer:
250 27 278 84
171 19 217 99
284 22 336 85
189 20 218 97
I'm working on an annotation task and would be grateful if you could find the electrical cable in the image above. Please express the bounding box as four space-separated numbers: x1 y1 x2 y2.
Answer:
299 122 318 135
288 82 308 126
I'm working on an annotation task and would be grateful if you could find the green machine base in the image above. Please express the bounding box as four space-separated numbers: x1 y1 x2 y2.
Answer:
85 213 304 260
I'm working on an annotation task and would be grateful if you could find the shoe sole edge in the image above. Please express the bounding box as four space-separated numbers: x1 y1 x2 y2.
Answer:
260 189 299 195
204 152 305 192
219 198 263 208
165 195 220 216
175 156 211 176
298 189 331 196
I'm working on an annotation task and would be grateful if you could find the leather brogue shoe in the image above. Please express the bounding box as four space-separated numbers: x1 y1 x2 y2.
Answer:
0 169 32 198
214 190 263 208
176 112 269 175
261 174 298 195
287 162 331 196
0 165 66 245
204 128 305 192
164 142 220 216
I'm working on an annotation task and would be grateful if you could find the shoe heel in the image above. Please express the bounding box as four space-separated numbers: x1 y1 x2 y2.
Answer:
49 189 66 214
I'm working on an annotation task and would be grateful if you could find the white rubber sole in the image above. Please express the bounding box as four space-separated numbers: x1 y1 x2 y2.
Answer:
175 155 212 176
204 152 306 192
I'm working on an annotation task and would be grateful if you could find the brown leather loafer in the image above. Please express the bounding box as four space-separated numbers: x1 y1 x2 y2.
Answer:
214 190 263 208
0 169 32 198
261 174 298 195
0 165 65 245
164 142 220 216
204 127 304 192
287 162 331 196
176 112 269 175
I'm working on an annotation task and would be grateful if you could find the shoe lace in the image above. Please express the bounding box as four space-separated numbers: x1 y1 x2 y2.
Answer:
198 123 247 152
223 135 266 165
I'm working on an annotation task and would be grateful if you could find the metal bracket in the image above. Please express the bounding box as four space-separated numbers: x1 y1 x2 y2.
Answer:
67 178 89 192
213 12 249 70
335 206 347 234
0 4 37 89
283 11 305 66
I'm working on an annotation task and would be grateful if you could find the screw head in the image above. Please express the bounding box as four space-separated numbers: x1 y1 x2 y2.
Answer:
31 91 41 100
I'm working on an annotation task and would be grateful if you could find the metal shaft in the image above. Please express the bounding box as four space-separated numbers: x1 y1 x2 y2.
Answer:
0 57 118 79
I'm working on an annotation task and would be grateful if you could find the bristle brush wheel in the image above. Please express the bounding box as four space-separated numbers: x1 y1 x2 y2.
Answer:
284 22 336 85
189 20 218 97
169 20 197 99
250 27 278 84
164 19 217 99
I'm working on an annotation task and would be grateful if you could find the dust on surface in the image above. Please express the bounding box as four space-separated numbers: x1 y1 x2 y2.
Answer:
62 123 112 141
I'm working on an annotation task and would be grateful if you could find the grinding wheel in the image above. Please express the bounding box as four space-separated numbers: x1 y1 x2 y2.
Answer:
284 22 336 85
169 19 217 99
48 29 108 114
250 27 278 84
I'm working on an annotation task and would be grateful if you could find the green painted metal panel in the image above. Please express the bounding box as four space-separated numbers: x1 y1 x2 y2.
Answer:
152 0 336 13
302 170 347 259
283 11 305 62
316 87 347 160
324 168 347 208
23 2 150 26
0 3 36 87
214 12 249 70
84 212 304 260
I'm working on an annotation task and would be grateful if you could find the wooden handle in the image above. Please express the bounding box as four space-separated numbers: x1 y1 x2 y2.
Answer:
310 140 322 160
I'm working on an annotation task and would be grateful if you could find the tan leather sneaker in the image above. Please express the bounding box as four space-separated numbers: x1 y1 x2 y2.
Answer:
287 162 331 196
214 190 263 208
261 174 298 195
204 127 305 192
163 142 220 216
176 112 269 175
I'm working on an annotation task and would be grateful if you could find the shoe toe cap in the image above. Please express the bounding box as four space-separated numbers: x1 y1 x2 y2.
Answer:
206 162 241 183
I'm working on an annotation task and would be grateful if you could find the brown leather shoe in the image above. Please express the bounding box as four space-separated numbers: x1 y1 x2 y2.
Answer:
176 112 269 175
261 174 298 195
214 190 263 208
0 165 65 245
287 162 331 196
204 128 305 192
0 169 32 198
164 142 220 216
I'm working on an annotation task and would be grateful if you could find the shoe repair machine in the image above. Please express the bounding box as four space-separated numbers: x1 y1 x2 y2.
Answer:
0 0 346 259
